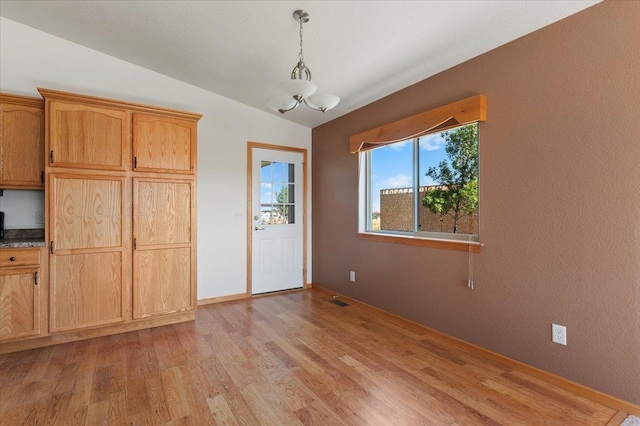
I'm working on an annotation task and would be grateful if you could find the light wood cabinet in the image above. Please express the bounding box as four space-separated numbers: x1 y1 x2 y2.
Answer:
50 252 125 332
47 100 129 171
133 178 195 318
134 247 192 318
0 93 45 189
133 178 192 245
0 247 40 268
49 174 129 332
0 248 42 341
11 87 202 351
133 113 196 174
51 175 124 250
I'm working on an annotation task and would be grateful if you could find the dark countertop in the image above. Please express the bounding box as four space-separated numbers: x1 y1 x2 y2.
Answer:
0 229 46 249
0 238 47 249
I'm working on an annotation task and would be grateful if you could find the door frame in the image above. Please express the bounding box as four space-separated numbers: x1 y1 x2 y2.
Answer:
246 142 308 296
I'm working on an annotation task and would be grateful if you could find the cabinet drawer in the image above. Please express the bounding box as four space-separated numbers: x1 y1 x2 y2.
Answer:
0 249 41 268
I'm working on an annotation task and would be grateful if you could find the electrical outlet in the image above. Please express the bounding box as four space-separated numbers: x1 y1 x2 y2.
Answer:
36 211 45 224
552 324 567 345
349 271 356 282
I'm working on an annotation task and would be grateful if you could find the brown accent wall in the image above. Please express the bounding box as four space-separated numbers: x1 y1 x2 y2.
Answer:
312 1 640 405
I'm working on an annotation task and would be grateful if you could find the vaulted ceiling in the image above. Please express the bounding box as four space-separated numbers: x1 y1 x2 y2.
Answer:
0 1 599 128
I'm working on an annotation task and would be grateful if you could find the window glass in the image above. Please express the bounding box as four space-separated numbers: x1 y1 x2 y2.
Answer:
366 123 479 240
370 141 414 232
260 161 295 225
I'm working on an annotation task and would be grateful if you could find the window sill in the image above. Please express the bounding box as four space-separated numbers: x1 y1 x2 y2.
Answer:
356 232 483 253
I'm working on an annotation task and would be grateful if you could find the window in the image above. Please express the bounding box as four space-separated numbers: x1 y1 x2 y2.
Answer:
365 123 479 241
351 95 486 251
260 161 296 225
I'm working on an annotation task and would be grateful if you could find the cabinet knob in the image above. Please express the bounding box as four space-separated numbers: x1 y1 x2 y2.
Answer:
9 257 16 261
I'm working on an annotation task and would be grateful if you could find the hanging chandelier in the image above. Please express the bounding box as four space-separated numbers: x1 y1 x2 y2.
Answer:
267 10 340 114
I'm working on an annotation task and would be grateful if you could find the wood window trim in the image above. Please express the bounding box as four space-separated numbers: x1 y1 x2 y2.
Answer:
349 94 486 153
357 232 483 253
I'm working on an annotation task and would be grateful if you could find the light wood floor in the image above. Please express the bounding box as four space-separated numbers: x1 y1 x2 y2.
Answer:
0 289 630 425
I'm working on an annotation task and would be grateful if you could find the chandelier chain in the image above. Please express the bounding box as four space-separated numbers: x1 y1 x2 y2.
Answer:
267 10 339 114
298 18 304 62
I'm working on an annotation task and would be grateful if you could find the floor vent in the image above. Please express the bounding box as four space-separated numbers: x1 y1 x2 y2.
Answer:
330 299 349 307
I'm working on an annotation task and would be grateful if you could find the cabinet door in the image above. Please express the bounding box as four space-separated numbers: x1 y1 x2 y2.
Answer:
133 113 196 174
0 97 44 189
49 174 130 332
133 178 195 318
49 101 129 171
134 248 191 318
0 267 40 341
51 252 123 332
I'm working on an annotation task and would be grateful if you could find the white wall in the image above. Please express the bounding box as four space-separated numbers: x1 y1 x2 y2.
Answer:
0 17 312 299
0 190 45 229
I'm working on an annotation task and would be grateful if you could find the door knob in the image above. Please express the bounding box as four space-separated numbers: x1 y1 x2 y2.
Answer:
254 226 265 231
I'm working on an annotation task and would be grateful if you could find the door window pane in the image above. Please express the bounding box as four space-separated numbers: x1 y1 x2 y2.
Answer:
260 161 295 225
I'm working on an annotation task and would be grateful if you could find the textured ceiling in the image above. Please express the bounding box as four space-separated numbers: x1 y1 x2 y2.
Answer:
0 1 599 128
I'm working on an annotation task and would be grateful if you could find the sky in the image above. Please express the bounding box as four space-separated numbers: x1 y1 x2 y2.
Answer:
257 131 454 215
370 132 449 213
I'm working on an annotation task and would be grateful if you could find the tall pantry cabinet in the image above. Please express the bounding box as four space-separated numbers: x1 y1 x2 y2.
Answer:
40 88 200 335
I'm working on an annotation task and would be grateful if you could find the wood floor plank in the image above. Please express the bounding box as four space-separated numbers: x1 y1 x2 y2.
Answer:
239 382 301 425
503 370 618 423
0 289 634 425
206 394 239 425
143 373 172 424
338 353 478 425
85 399 109 425
293 399 346 426
174 365 212 425
106 391 127 426
201 353 260 425
69 339 99 410
161 366 191 420
124 370 149 419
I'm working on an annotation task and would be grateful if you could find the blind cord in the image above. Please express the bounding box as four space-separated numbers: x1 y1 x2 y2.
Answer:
468 234 474 290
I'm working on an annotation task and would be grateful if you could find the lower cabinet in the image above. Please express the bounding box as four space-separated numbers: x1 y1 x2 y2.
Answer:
133 247 191 318
0 248 43 341
50 252 125 332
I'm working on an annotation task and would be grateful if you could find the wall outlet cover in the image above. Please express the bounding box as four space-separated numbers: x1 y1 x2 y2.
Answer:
552 323 567 345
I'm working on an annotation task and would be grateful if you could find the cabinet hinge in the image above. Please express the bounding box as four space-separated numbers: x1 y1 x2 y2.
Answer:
50 150 54 164
41 171 45 184
50 241 54 254
133 237 137 250
134 156 137 168
34 271 39 285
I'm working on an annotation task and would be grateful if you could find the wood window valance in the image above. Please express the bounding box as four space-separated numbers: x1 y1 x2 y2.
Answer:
349 94 486 153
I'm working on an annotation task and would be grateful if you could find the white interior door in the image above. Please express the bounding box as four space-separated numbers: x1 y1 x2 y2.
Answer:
251 148 304 294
